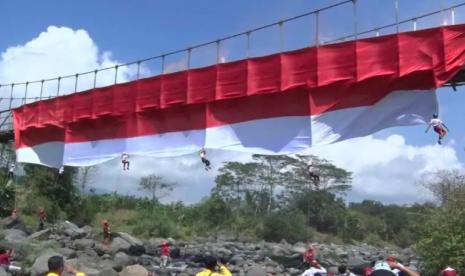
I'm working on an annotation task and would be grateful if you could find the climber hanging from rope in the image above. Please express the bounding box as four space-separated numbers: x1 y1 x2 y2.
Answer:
121 152 130 171
307 158 320 189
199 148 211 171
7 163 15 179
425 114 449 145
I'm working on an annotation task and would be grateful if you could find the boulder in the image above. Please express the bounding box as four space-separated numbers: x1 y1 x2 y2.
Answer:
94 243 112 256
347 255 365 267
101 268 119 276
4 229 27 243
110 237 131 254
57 247 76 259
114 252 131 267
31 250 62 276
73 238 95 250
114 232 145 256
27 228 52 241
0 217 29 233
119 264 149 276
60 221 86 239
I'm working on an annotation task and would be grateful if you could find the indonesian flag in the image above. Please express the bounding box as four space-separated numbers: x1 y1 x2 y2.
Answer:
13 25 465 168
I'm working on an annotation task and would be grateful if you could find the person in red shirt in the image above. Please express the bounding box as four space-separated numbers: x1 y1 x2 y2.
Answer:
303 244 316 264
160 240 170 268
0 248 21 273
38 207 47 231
441 267 457 276
102 220 111 245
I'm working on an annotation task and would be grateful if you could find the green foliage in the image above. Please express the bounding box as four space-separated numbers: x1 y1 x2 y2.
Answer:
416 170 465 275
0 170 15 217
262 210 313 243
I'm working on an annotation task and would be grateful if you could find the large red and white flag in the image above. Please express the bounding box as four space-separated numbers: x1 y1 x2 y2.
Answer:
13 25 465 168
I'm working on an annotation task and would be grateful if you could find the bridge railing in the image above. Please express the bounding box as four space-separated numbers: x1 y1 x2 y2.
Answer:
1 0 464 134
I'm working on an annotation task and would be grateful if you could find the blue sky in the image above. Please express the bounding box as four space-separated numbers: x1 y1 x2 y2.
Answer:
2 0 465 204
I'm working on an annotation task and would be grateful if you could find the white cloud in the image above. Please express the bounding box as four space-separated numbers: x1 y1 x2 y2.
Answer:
308 134 462 204
0 26 138 109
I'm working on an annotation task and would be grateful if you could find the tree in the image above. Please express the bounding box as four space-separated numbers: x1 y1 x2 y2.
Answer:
417 170 465 275
283 155 352 197
138 174 177 204
213 155 296 215
420 169 465 205
22 164 79 221
75 166 98 193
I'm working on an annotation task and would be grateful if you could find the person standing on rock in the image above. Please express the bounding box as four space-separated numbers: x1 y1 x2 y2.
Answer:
301 259 327 276
196 255 232 276
160 240 170 268
46 255 85 276
102 220 111 245
38 207 47 231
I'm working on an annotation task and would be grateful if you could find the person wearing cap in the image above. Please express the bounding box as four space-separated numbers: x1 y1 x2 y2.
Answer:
301 259 327 276
46 255 85 276
196 255 231 276
160 240 170 268
425 113 449 145
102 220 111 244
371 259 419 276
441 266 457 276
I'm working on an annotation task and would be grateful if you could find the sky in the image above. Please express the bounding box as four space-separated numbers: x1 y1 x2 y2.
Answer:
2 0 465 205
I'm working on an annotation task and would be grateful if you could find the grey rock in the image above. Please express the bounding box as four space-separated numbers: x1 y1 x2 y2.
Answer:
101 268 119 276
57 247 76 259
0 267 7 276
27 228 52 241
3 229 27 243
110 237 131 254
60 221 86 239
73 238 95 250
114 232 145 256
0 217 29 233
347 255 365 267
31 250 62 276
119 264 149 276
114 252 131 267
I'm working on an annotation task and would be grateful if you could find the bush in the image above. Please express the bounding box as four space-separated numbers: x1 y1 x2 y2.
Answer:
261 210 313 243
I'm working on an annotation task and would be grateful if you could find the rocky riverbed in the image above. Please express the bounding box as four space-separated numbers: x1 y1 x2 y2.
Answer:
0 217 417 276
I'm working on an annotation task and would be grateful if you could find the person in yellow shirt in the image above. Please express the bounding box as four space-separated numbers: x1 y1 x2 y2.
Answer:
46 256 85 276
196 256 232 276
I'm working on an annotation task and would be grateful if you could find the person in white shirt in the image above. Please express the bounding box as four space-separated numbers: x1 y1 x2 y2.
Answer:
7 163 15 179
301 260 327 276
121 152 130 171
199 148 211 171
425 114 449 145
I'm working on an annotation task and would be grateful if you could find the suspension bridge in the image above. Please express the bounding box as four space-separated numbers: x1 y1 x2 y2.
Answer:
3 0 465 167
